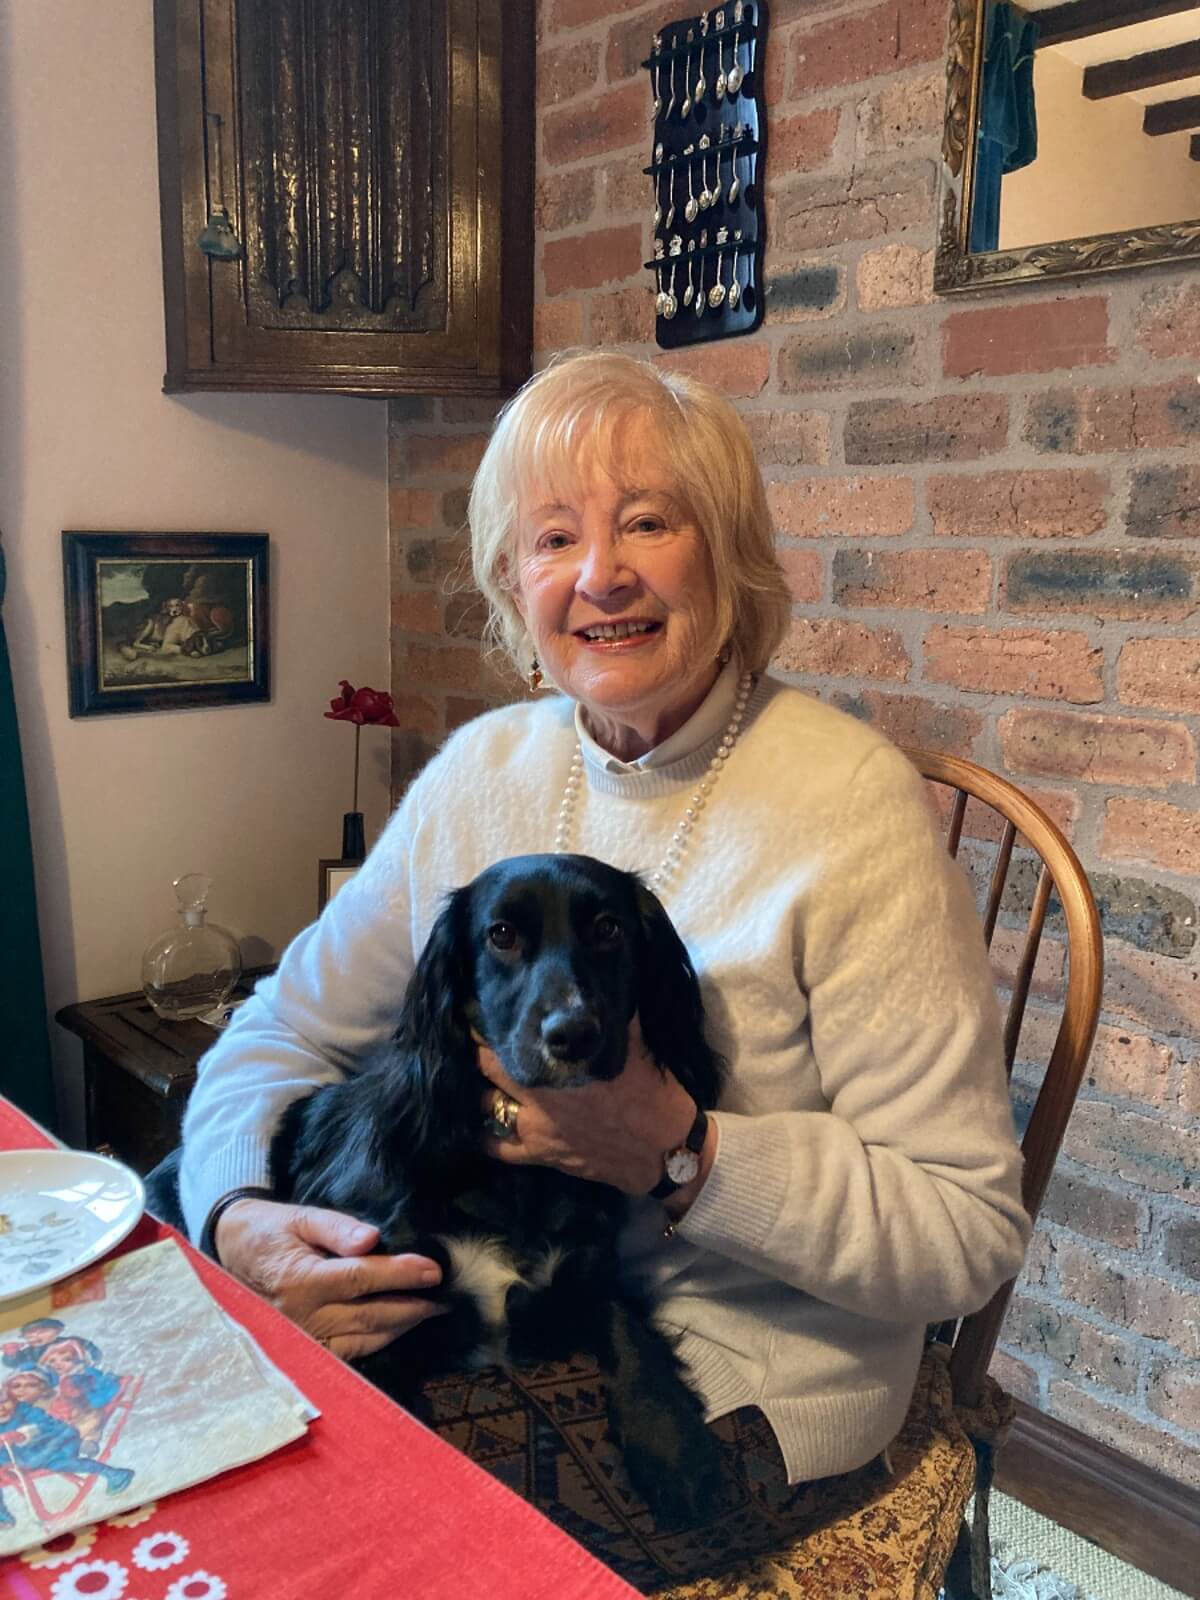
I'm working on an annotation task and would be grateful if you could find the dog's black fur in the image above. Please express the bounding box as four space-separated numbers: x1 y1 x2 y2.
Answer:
270 852 726 1526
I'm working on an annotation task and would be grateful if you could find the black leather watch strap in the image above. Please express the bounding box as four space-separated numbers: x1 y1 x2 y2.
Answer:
201 1186 272 1262
649 1105 709 1201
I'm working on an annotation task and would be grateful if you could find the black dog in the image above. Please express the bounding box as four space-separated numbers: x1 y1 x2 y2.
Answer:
271 852 726 1526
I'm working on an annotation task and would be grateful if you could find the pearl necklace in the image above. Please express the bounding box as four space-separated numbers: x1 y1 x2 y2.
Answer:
553 672 754 894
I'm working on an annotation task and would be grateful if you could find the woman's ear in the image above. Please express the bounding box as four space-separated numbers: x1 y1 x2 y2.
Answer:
633 882 724 1108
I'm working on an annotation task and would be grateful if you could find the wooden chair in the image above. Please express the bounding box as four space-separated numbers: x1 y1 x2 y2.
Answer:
906 751 1104 1402
901 749 1104 1598
655 749 1104 1600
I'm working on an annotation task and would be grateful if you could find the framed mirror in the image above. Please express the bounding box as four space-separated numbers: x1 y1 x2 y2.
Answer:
936 0 1200 292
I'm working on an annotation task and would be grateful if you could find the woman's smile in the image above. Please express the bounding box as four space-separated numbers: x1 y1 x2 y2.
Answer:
574 619 663 647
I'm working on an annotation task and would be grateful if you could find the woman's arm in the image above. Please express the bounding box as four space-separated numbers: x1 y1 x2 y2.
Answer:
178 796 424 1243
676 742 1031 1325
177 800 457 1353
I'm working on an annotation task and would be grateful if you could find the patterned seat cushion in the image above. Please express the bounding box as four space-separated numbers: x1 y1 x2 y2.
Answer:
418 1345 977 1598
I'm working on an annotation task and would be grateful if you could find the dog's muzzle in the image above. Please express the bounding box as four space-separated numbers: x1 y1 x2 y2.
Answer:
541 1007 602 1064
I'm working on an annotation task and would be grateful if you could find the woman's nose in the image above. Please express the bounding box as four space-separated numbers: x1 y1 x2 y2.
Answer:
576 535 630 598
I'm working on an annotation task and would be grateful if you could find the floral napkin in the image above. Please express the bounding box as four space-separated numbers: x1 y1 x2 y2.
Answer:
0 1239 312 1557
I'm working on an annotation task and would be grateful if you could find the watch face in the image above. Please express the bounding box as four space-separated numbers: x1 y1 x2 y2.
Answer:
664 1147 701 1185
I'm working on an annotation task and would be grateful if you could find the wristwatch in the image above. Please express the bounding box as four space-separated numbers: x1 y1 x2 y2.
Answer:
649 1105 709 1200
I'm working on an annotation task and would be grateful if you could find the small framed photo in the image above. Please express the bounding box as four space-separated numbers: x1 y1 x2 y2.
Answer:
63 531 270 717
319 859 360 913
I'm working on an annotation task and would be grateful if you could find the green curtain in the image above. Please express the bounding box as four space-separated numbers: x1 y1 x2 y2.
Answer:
0 544 56 1124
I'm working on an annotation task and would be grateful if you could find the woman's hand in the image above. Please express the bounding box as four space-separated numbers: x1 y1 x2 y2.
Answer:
478 1018 713 1204
213 1198 446 1360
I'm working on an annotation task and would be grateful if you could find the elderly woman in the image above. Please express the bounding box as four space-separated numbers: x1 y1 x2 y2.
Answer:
179 351 1028 1505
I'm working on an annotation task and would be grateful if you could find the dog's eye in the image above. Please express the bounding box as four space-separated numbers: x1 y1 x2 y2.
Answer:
593 914 622 945
488 922 518 951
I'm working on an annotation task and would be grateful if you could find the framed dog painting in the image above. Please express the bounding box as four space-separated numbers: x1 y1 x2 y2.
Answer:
62 532 270 718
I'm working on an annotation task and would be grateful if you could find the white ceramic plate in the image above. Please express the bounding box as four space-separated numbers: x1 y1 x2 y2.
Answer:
0 1149 145 1302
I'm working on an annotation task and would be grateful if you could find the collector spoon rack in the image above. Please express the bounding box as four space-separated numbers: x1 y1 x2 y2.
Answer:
644 2 768 349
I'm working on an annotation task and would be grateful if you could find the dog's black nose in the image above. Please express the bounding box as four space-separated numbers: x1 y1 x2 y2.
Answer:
541 1009 602 1063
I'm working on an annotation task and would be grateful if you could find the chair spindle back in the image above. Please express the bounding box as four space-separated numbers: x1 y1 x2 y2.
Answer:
901 749 1104 1407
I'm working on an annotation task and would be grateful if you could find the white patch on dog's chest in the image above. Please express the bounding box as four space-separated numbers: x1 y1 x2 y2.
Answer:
439 1235 564 1368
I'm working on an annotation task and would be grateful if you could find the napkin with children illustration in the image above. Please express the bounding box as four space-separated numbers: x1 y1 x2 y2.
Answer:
0 1238 312 1555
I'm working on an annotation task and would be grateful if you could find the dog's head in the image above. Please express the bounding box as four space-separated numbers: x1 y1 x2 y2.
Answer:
396 854 722 1141
460 853 651 1089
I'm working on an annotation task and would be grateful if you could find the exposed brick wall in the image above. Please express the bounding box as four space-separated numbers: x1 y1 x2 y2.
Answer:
387 0 1200 1486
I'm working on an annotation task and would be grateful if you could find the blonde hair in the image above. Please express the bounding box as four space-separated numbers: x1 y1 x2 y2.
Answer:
468 350 790 676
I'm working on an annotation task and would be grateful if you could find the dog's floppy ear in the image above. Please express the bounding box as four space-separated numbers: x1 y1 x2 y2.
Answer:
394 888 480 1153
634 881 724 1108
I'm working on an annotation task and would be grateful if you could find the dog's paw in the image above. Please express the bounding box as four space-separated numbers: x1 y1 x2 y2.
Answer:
618 1405 725 1528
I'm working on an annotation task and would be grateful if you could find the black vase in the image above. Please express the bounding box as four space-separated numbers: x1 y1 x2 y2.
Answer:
341 811 366 863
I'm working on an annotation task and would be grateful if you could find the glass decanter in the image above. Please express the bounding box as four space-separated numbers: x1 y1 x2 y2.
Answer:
142 874 243 1021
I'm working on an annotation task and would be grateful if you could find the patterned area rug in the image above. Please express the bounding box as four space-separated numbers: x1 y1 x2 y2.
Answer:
985 1545 1095 1600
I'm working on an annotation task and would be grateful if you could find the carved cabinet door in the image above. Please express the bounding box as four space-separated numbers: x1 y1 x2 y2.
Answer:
155 0 533 396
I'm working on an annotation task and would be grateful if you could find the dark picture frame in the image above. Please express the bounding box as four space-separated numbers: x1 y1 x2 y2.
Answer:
318 859 360 913
63 532 270 717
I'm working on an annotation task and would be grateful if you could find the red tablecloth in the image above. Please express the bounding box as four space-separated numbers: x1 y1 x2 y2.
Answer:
0 1098 638 1600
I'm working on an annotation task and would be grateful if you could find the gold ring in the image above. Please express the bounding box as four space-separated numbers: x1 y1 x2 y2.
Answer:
485 1089 521 1141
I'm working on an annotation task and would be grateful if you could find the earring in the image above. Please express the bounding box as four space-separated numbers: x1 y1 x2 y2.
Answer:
717 643 732 666
528 657 543 691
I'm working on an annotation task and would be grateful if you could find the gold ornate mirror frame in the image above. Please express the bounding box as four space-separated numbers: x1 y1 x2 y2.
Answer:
934 0 1200 294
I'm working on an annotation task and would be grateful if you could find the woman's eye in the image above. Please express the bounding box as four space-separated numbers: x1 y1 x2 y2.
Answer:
631 517 664 534
538 531 572 552
488 922 518 951
593 914 622 945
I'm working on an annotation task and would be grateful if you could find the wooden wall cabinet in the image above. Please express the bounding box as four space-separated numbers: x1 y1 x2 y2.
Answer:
154 1 533 397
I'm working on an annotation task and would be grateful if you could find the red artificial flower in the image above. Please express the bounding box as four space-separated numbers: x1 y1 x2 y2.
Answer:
324 680 400 727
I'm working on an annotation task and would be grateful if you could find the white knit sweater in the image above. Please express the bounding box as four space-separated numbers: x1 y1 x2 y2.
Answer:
180 669 1030 1483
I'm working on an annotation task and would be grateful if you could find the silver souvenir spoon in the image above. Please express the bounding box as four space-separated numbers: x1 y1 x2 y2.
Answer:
662 263 678 320
694 42 707 105
685 164 699 223
708 251 727 309
684 257 696 307
728 246 741 309
715 37 727 99
698 151 712 211
727 30 744 95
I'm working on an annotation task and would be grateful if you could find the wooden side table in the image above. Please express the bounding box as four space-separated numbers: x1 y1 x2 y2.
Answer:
56 969 272 1173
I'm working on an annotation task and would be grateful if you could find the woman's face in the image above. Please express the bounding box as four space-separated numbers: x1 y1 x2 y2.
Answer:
513 437 721 757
